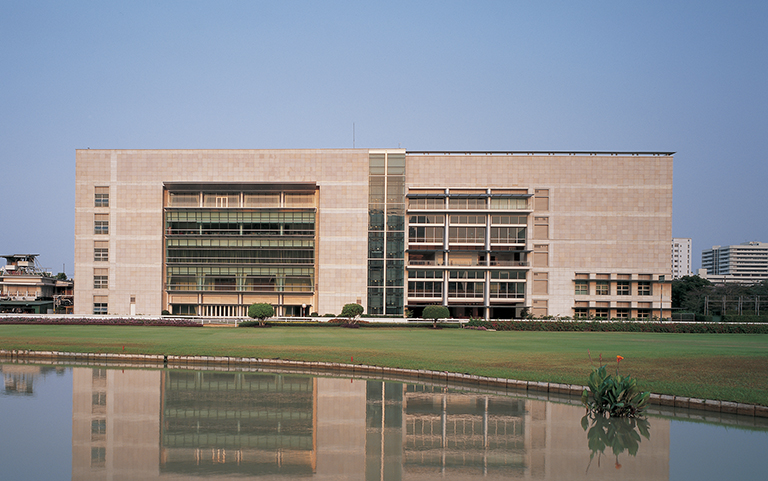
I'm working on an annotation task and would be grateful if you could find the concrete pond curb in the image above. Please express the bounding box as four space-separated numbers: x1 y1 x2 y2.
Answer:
1 348 765 419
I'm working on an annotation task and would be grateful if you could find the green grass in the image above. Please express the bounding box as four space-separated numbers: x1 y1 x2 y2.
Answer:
1 325 767 406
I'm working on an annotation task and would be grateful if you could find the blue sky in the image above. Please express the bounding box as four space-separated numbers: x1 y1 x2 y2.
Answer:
1 1 766 274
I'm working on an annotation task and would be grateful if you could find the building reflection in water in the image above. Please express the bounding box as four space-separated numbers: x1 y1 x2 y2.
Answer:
71 367 669 480
1 364 64 395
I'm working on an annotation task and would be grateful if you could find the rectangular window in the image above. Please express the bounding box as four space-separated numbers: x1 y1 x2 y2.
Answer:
94 214 108 235
575 280 588 295
409 226 444 244
595 281 609 295
448 226 485 244
93 295 108 315
94 241 108 262
168 192 199 207
533 216 549 239
408 197 445 209
490 197 528 210
593 308 609 319
490 226 526 244
636 309 651 319
94 268 108 289
449 197 486 210
617 281 630 296
615 309 630 319
94 186 109 207
638 281 652 296
574 308 589 318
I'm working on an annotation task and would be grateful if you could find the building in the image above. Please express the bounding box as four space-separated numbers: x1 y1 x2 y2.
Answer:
701 241 768 284
671 238 692 278
0 254 73 314
74 149 673 319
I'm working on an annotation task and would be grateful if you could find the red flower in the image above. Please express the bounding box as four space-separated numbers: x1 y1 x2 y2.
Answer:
617 355 624 362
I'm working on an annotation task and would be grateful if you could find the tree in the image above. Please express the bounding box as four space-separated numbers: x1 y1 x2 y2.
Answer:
340 303 364 323
422 305 450 328
671 275 712 310
248 303 274 326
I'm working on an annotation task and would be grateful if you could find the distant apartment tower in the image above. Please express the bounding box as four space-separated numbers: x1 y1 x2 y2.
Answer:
701 242 768 283
671 238 692 278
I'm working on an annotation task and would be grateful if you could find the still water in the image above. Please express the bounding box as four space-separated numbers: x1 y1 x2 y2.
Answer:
1 363 767 480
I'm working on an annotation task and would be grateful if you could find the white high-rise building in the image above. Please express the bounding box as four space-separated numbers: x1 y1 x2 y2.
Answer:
701 242 768 284
671 238 692 278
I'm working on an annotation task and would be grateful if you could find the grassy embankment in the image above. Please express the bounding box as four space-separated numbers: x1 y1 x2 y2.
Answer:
1 324 767 406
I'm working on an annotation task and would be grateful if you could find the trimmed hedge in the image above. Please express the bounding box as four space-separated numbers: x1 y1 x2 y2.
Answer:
465 319 768 334
0 317 201 327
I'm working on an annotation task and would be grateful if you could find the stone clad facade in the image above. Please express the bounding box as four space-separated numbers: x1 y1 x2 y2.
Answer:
75 149 672 319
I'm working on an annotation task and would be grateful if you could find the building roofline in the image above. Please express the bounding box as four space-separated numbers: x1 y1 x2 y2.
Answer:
406 151 674 156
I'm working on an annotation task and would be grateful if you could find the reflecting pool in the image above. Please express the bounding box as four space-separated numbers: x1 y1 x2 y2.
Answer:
1 362 767 480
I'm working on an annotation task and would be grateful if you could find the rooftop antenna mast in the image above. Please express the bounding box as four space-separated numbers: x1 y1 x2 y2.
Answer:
353 122 355 148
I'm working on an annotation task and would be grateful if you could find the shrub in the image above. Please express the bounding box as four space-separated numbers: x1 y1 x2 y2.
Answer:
422 305 450 328
247 303 274 326
340 303 364 323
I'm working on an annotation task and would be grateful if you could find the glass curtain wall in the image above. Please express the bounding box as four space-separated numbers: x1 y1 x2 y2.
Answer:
164 185 316 317
367 152 406 315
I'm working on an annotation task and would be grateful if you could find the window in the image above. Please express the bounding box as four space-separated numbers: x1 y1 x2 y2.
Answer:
595 281 609 295
616 281 630 296
93 296 108 314
491 226 526 244
91 419 106 440
575 280 588 295
169 192 199 207
448 226 485 244
593 308 609 319
615 309 630 319
94 268 108 289
636 309 651 319
409 226 444 244
408 197 445 209
574 308 589 318
490 197 528 210
94 214 108 235
94 241 108 262
94 186 109 207
638 281 652 296
449 197 486 210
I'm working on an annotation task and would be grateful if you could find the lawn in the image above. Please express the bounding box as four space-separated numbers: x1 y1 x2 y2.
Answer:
1 325 767 406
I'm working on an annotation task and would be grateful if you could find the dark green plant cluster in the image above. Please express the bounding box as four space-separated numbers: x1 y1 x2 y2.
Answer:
581 364 649 418
422 305 450 328
464 318 768 333
247 303 274 326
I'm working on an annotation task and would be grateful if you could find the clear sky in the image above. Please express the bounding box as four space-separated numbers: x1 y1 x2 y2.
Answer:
1 0 766 275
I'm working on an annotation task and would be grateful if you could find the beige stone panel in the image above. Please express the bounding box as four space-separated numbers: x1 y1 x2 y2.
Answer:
169 294 197 303
315 378 367 478
202 294 240 304
406 154 672 190
283 294 313 304
243 294 279 304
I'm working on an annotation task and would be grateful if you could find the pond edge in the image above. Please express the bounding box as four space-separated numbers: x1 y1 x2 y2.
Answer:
1 348 766 419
